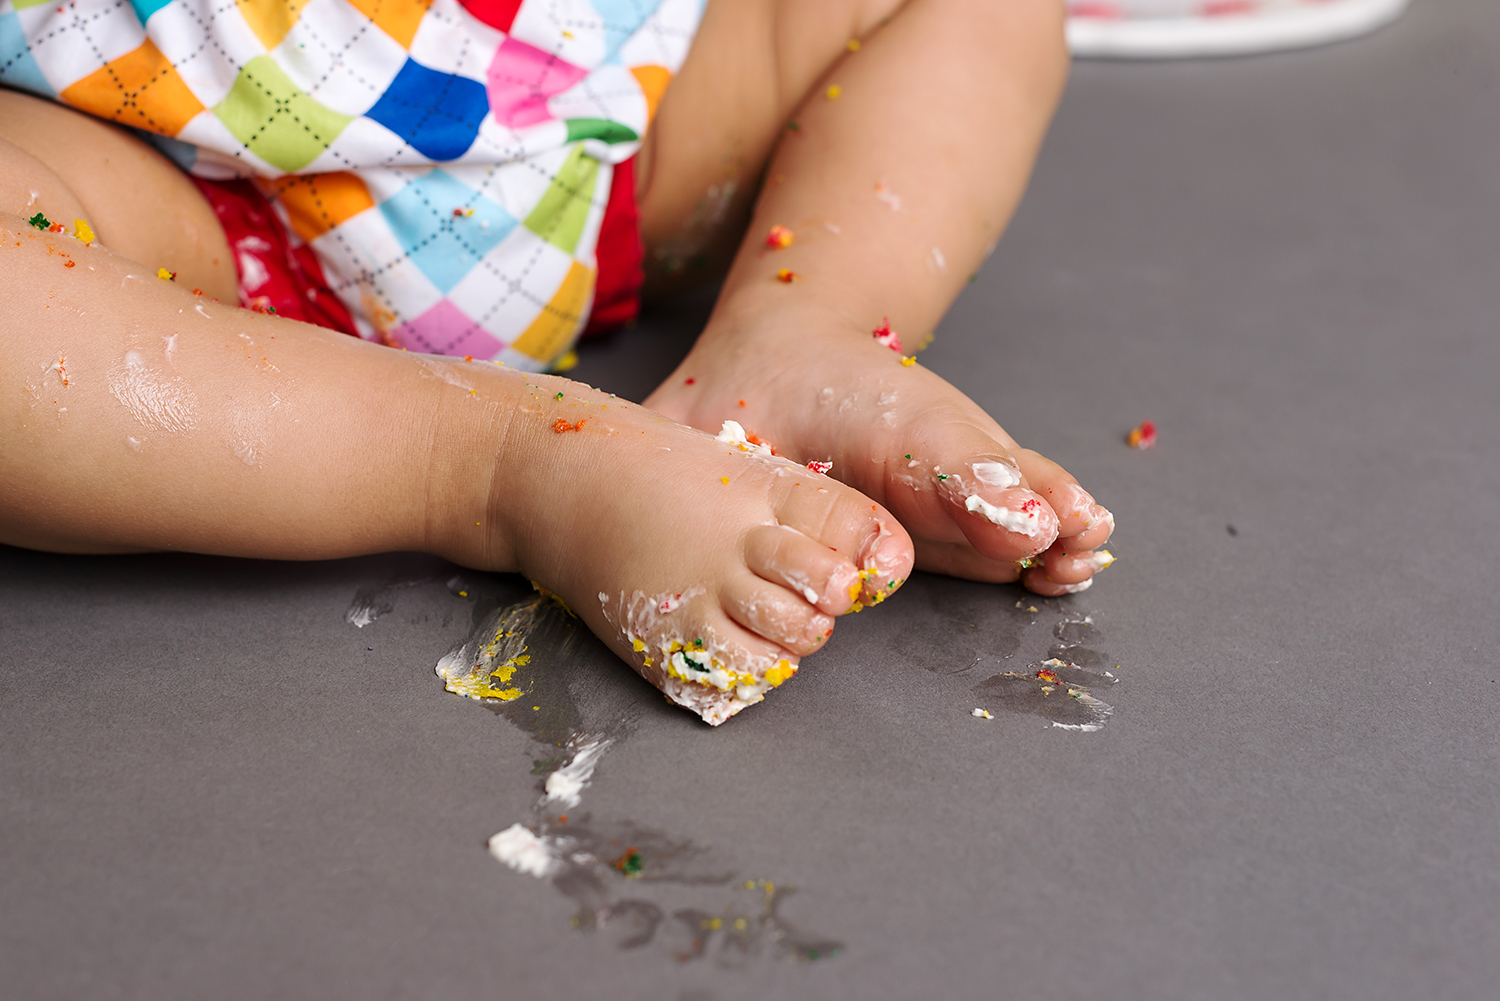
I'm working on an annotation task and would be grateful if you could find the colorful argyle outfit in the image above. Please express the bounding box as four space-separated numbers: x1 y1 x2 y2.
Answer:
0 0 703 369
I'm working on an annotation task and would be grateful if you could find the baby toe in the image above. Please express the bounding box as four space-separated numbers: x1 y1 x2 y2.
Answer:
774 475 915 607
1036 544 1116 585
744 524 863 615
722 574 835 656
1059 505 1115 554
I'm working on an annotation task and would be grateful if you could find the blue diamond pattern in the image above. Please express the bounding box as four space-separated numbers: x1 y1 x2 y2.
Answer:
0 12 53 97
365 59 489 162
128 0 174 25
380 169 517 293
588 0 654 59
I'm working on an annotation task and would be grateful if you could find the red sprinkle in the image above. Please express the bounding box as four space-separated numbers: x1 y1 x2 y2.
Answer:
684 377 696 385
776 268 797 283
872 318 902 353
805 460 833 475
1127 420 1157 449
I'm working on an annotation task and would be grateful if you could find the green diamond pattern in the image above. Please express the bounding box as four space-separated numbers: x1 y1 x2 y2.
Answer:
522 146 599 256
214 56 352 173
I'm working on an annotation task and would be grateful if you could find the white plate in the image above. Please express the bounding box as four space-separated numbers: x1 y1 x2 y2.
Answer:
1067 0 1411 58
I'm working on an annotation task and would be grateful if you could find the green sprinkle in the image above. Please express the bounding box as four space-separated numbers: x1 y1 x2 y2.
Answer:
694 637 703 647
613 849 644 877
28 213 50 231
555 392 563 399
787 120 800 131
904 454 911 460
937 474 949 481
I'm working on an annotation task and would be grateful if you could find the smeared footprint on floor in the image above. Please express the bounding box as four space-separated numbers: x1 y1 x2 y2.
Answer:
429 585 843 966
971 606 1119 732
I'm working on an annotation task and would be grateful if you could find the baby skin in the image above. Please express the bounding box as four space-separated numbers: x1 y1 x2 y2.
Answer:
0 0 1111 723
0 184 911 725
637 0 1113 595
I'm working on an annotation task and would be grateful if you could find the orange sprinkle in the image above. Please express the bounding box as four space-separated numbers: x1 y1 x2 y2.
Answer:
776 268 798 283
552 417 587 433
738 399 746 407
63 260 75 268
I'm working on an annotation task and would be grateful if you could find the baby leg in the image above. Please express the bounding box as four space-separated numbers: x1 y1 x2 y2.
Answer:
639 0 1113 595
0 93 912 724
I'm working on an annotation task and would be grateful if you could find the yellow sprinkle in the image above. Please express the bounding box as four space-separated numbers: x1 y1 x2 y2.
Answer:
765 659 797 687
901 355 916 366
562 29 574 38
735 918 747 930
553 349 579 372
710 918 723 930
826 84 841 100
745 880 755 889
643 656 653 666
721 476 730 485
846 39 860 51
533 706 539 710
458 590 468 597
632 638 645 652
73 219 95 245
157 267 175 281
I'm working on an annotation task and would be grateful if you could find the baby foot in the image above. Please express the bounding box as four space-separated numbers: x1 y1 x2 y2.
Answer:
471 368 914 724
643 306 1113 596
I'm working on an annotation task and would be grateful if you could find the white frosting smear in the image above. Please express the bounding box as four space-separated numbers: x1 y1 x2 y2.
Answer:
488 823 558 878
965 494 1046 536
543 737 611 809
715 420 773 457
1080 550 1115 571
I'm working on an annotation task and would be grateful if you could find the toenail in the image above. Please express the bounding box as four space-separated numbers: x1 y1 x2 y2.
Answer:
971 460 1021 489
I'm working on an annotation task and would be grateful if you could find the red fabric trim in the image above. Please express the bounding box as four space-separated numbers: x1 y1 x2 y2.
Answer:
188 176 360 338
581 156 644 339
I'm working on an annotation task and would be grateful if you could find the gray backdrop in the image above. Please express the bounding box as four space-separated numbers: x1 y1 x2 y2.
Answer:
4 1 1498 998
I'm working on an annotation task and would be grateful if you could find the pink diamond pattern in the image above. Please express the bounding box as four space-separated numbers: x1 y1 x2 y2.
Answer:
391 299 505 358
486 36 588 129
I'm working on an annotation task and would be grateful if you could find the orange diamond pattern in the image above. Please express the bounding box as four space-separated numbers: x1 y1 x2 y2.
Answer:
59 41 205 137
